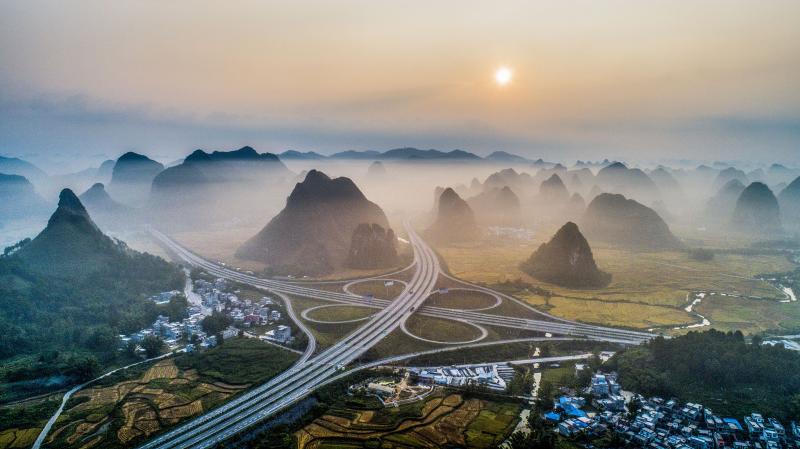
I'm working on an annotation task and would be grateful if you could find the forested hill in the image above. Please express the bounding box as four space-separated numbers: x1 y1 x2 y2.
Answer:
606 330 800 420
0 191 184 395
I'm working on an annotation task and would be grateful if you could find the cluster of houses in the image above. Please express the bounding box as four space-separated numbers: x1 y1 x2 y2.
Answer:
195 278 285 328
119 310 216 353
121 275 295 355
408 363 515 390
194 277 237 312
542 372 800 449
612 399 798 449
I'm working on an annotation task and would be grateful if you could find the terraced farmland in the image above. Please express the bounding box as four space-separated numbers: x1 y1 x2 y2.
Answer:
295 392 521 449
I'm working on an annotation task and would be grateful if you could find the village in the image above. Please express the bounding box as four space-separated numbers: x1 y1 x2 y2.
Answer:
119 273 294 355
337 361 799 449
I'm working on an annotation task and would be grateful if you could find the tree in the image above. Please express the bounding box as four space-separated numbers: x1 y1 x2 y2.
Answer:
86 326 118 353
123 339 138 357
202 310 233 335
161 295 189 322
64 355 100 382
627 396 641 421
141 335 165 358
508 366 534 396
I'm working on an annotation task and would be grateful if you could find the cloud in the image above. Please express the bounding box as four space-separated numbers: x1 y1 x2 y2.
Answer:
2 84 800 171
0 86 552 164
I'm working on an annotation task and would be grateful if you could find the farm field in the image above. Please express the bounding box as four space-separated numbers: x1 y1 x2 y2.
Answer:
41 338 297 448
0 393 62 449
295 391 521 449
693 293 800 334
0 427 41 449
438 239 797 332
517 294 695 329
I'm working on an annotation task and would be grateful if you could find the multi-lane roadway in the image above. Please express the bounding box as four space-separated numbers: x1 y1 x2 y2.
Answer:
149 227 655 345
137 224 655 449
137 225 441 449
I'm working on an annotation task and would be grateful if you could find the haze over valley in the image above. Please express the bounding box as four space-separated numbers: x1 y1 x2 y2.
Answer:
2 2 800 448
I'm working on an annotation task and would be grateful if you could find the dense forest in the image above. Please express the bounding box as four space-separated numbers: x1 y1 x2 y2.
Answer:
606 330 800 420
0 250 183 394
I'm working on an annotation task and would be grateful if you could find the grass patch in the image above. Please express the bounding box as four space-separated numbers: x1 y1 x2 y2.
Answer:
290 296 365 350
347 280 405 300
175 338 298 384
305 306 375 322
400 340 622 367
425 289 498 309
361 321 535 363
404 315 483 342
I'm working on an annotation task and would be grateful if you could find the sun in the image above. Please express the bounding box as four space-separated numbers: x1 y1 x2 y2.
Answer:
494 66 513 86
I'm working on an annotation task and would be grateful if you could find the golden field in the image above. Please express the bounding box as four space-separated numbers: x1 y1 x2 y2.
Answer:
438 238 797 332
296 392 520 449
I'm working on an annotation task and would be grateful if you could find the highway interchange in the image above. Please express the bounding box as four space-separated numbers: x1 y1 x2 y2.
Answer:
136 224 657 449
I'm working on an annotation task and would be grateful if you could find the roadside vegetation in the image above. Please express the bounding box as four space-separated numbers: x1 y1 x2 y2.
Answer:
606 330 800 420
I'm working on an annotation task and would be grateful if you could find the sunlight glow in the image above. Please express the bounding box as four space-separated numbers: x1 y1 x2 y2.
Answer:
494 66 513 86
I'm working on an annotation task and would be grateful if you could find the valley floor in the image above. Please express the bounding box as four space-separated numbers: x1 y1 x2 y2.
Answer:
437 238 799 334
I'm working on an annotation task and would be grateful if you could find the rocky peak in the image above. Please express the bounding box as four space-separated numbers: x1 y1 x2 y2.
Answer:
520 221 611 288
426 187 479 244
540 174 569 201
346 223 398 269
731 182 782 233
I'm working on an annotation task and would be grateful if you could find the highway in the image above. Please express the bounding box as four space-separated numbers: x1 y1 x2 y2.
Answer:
149 227 655 344
136 225 656 449
137 224 441 449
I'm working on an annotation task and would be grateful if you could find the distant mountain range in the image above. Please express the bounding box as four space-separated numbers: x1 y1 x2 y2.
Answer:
0 173 50 219
148 146 292 227
0 155 48 182
279 148 536 162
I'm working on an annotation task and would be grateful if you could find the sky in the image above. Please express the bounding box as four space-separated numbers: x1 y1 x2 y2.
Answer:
1 0 799 171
